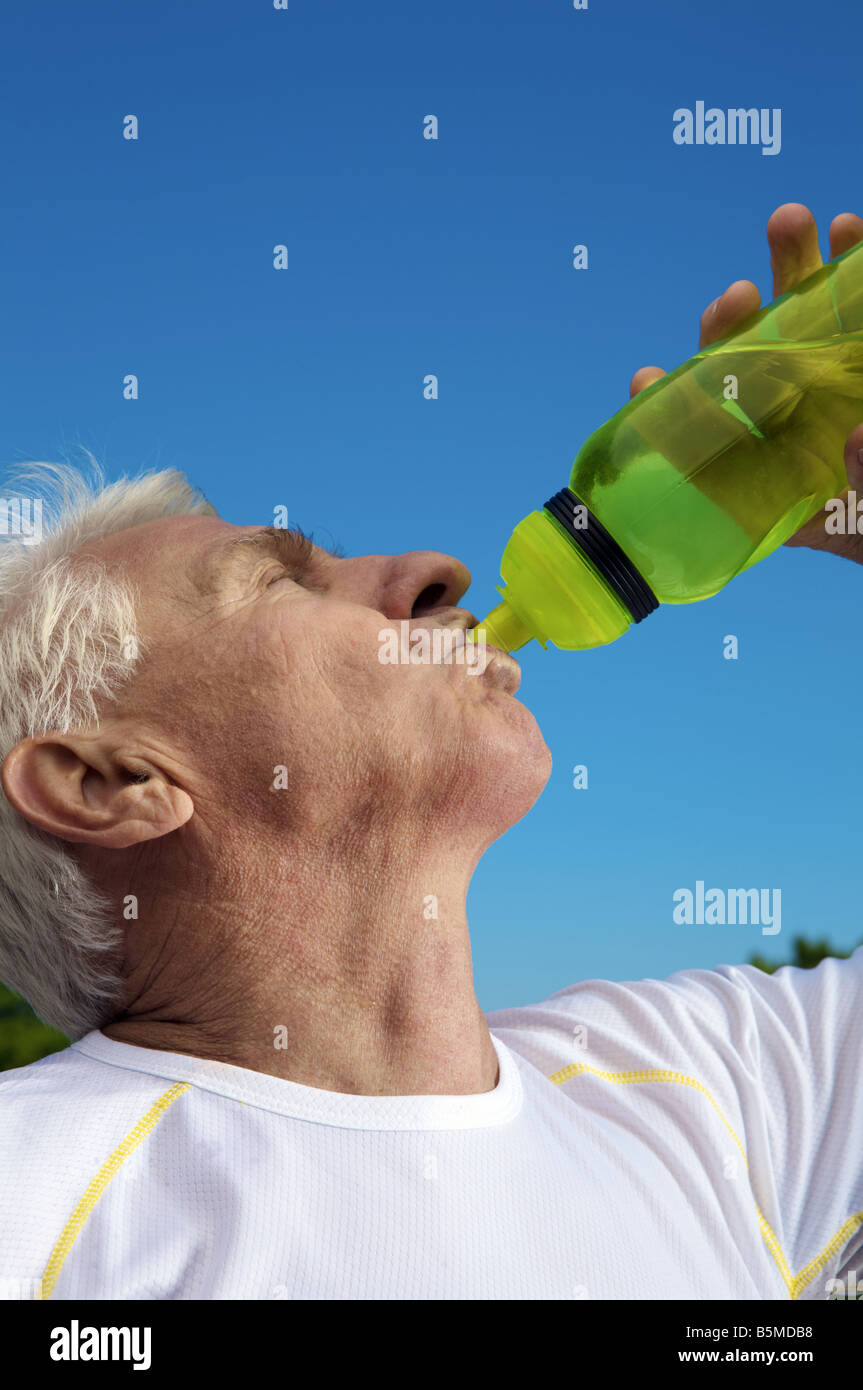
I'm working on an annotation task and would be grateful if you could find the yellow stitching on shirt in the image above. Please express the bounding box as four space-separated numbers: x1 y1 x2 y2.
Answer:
792 1210 863 1299
550 1063 751 1166
36 1081 190 1300
548 1063 800 1295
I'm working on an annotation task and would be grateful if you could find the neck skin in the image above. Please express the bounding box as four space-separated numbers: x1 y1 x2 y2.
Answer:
97 819 499 1098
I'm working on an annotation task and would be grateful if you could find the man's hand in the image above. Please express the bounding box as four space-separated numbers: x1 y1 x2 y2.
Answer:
630 203 863 565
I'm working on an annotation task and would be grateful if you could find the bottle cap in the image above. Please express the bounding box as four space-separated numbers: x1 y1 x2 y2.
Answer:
478 509 635 652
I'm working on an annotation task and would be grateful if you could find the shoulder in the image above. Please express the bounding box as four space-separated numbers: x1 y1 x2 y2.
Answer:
487 945 863 1093
0 1034 197 1149
0 1034 201 1289
0 1038 184 1236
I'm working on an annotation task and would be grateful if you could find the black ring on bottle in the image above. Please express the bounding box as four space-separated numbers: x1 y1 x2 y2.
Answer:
543 488 659 624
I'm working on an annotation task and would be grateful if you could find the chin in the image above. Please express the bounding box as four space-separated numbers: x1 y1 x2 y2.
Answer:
472 698 552 816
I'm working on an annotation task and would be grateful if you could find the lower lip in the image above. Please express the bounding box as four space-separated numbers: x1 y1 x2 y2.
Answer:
482 647 521 693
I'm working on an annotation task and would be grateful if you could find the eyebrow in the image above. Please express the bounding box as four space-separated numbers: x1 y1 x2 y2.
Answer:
191 526 345 596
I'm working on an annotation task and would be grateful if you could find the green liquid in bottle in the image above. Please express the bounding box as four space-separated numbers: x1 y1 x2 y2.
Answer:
478 240 863 653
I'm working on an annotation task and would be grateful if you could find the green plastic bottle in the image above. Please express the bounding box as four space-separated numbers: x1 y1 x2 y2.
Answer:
476 238 863 654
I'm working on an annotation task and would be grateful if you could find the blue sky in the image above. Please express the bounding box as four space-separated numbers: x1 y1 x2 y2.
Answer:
2 0 862 1012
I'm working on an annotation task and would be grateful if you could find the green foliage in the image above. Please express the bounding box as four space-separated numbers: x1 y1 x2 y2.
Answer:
0 981 68 1073
748 935 860 975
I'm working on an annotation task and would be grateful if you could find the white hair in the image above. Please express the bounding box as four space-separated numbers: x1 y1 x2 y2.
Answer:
0 454 218 1040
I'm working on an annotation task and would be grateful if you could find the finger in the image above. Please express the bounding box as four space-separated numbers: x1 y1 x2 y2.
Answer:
766 203 822 298
829 212 863 260
699 280 761 349
629 365 665 398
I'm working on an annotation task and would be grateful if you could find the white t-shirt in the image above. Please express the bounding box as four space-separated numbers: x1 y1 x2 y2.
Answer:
2 948 862 1301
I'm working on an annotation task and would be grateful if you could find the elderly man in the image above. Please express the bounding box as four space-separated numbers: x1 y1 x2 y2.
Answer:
1 204 863 1302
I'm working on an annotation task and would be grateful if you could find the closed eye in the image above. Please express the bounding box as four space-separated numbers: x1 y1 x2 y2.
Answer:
266 567 301 588
195 524 344 600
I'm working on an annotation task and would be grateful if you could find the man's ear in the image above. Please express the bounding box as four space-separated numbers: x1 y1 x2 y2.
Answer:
0 734 194 849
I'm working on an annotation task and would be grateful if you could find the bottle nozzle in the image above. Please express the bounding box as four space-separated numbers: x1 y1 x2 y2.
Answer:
473 600 534 655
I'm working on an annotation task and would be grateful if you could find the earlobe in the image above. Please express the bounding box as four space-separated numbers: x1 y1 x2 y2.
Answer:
0 736 194 848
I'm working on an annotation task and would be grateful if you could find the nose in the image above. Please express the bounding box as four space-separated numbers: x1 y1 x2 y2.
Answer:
340 551 473 622
384 551 473 621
